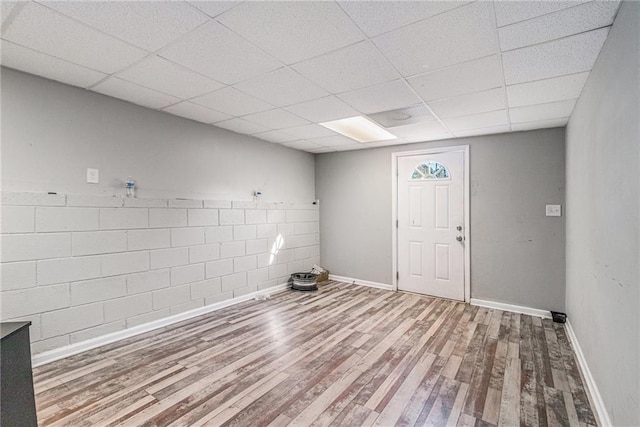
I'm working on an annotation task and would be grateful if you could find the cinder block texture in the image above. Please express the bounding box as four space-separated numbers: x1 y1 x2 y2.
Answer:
1 193 320 355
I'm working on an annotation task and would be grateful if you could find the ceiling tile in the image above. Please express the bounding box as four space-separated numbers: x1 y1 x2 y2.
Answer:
387 121 451 142
186 1 238 18
285 96 359 123
502 28 609 85
91 77 180 110
507 72 589 108
190 87 273 117
453 125 511 138
292 41 401 94
282 140 324 151
511 117 569 131
280 124 338 139
338 1 471 38
372 2 498 77
307 147 337 154
334 143 369 151
309 135 359 147
442 110 510 132
2 2 147 74
40 1 209 51
162 101 231 124
407 55 504 102
117 56 225 99
494 0 591 27
509 99 577 123
499 1 619 51
243 109 309 129
337 80 422 114
215 118 271 135
1 1 25 27
253 130 299 144
159 21 282 85
0 40 106 88
428 88 506 119
234 68 328 108
218 2 363 65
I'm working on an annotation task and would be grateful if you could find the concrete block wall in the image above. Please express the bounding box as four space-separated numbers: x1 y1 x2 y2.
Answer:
0 192 320 354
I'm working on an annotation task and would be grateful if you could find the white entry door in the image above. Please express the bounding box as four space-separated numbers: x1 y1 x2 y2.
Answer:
397 151 465 300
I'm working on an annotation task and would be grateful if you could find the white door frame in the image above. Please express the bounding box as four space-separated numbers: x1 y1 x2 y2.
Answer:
391 145 471 302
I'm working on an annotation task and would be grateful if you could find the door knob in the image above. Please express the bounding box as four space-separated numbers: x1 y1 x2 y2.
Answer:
456 236 463 242
456 226 463 231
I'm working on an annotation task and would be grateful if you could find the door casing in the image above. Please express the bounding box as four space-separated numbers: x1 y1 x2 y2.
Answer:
391 145 471 302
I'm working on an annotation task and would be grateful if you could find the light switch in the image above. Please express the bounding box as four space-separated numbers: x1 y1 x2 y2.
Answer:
546 204 561 217
87 168 99 184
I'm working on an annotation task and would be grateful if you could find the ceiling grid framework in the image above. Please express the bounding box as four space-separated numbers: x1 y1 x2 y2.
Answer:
0 0 621 153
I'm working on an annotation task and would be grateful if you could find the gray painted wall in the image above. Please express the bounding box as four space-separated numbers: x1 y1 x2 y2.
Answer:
565 2 639 425
316 129 566 311
1 68 315 203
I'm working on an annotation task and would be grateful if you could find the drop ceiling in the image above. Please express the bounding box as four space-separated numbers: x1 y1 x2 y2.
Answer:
0 0 620 153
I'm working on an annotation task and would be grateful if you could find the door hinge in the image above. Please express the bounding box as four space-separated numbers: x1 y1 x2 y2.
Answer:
396 219 398 228
396 271 399 281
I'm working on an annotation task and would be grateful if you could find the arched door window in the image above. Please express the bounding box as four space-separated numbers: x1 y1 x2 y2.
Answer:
409 161 450 180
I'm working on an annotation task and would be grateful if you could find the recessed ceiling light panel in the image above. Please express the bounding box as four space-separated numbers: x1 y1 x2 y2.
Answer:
319 116 396 143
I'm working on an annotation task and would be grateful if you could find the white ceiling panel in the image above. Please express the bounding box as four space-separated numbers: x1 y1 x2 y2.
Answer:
186 1 238 18
509 99 577 123
234 68 328 108
502 28 609 85
159 21 282 85
162 101 231 124
511 117 569 131
407 55 504 102
1 1 25 27
494 0 591 27
453 125 511 138
253 130 299 144
499 1 619 51
2 2 147 74
338 1 471 38
243 109 309 130
280 124 338 140
191 87 273 117
428 88 506 119
308 135 359 147
1 40 106 88
117 56 225 99
292 41 400 94
307 147 338 154
442 110 510 132
91 77 180 110
372 2 498 77
40 1 209 52
282 140 324 151
507 72 589 108
215 118 271 135
218 2 363 65
338 80 422 114
389 121 451 140
285 96 360 123
334 143 370 151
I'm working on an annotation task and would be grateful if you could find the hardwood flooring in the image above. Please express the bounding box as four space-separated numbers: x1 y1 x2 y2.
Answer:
33 281 597 426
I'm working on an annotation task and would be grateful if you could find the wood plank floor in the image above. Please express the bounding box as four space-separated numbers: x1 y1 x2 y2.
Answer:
33 281 597 426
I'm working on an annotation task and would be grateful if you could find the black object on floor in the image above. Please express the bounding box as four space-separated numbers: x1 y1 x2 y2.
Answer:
551 311 567 323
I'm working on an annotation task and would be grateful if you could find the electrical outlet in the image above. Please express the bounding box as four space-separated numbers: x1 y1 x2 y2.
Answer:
546 204 561 217
87 168 99 184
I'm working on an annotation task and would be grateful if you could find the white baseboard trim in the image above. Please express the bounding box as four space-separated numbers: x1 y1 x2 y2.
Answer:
329 274 394 291
32 283 291 368
470 298 551 319
564 319 611 426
